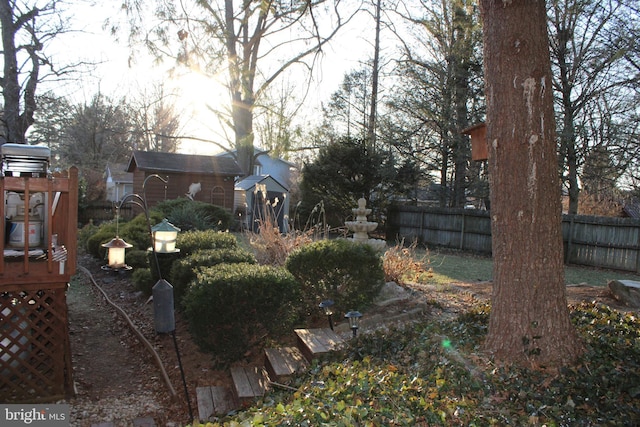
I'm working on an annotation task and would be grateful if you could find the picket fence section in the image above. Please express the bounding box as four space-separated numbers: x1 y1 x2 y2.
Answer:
387 205 640 273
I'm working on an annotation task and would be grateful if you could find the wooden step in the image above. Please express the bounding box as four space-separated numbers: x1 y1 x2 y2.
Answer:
230 366 269 402
294 328 345 361
133 418 156 427
196 385 237 421
264 346 309 383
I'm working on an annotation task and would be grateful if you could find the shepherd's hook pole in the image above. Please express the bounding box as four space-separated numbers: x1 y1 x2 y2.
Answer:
172 330 194 421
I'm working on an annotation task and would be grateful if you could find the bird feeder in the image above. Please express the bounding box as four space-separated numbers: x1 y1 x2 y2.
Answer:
152 219 181 253
101 236 133 270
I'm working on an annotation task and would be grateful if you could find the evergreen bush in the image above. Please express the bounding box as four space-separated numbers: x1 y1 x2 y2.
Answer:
126 249 150 269
176 230 238 256
182 263 301 363
78 221 100 252
285 238 385 315
85 223 117 259
132 267 153 295
169 248 257 306
154 198 233 231
124 212 164 249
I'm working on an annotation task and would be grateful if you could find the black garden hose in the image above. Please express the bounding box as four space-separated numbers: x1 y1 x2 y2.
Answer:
78 265 177 398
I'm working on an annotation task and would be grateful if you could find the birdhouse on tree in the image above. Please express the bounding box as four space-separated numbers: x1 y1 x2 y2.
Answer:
462 123 488 161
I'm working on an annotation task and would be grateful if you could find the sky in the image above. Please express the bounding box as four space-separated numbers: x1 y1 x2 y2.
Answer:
44 0 380 155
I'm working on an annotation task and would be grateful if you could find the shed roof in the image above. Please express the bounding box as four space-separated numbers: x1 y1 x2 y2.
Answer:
235 174 289 192
127 151 243 176
106 163 133 183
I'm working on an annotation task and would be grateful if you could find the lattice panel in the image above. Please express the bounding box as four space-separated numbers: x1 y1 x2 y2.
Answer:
0 287 72 402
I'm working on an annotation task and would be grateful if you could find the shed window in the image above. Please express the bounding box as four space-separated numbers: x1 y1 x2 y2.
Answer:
211 186 225 207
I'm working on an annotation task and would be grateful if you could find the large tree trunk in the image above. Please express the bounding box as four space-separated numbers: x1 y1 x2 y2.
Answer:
365 0 381 152
479 0 582 366
0 0 39 143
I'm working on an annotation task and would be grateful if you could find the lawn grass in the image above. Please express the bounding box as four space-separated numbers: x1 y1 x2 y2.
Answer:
417 248 640 287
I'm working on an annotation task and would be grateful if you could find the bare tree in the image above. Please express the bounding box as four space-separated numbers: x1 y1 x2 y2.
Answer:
0 0 76 143
323 69 373 141
479 0 583 366
128 83 183 153
254 78 304 160
548 0 639 214
387 0 483 207
120 0 360 176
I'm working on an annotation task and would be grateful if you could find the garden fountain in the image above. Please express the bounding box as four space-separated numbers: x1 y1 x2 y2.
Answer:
345 198 387 251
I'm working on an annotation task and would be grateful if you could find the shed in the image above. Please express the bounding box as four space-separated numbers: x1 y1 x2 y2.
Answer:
235 175 290 232
105 163 133 202
126 151 243 211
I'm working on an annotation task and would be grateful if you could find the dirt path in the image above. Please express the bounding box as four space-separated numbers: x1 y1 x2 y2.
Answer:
67 277 148 399
66 265 179 426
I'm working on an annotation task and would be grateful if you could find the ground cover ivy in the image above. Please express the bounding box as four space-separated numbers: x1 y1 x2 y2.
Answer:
188 302 639 426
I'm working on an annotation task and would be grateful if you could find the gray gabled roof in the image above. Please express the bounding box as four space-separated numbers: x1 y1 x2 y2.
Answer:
127 151 243 176
106 163 133 183
216 147 296 168
235 174 289 192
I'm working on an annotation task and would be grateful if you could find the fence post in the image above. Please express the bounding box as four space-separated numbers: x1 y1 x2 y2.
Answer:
636 225 640 274
460 212 466 250
565 215 574 265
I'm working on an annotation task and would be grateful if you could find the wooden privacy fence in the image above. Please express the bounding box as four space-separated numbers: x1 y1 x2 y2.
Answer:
78 202 133 226
387 205 640 273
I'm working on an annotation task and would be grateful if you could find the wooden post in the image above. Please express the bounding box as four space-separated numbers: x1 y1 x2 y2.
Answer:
460 212 466 250
565 215 574 265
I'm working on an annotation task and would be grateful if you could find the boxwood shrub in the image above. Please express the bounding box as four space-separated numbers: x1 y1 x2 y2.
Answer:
132 267 153 295
182 263 301 363
285 238 385 315
176 230 238 256
169 248 257 307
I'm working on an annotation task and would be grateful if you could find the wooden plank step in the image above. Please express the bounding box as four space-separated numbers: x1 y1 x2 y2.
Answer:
196 385 238 421
133 418 156 427
294 328 345 361
230 366 269 402
264 346 309 383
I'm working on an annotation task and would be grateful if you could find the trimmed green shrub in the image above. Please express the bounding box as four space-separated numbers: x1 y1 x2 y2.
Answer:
176 230 238 256
132 267 153 295
85 222 118 260
182 263 301 363
126 249 150 269
78 221 100 252
123 211 164 249
170 248 257 307
285 238 385 315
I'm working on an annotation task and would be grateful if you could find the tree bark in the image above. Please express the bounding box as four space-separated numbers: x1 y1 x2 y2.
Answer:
0 0 39 143
366 0 382 152
479 0 583 366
